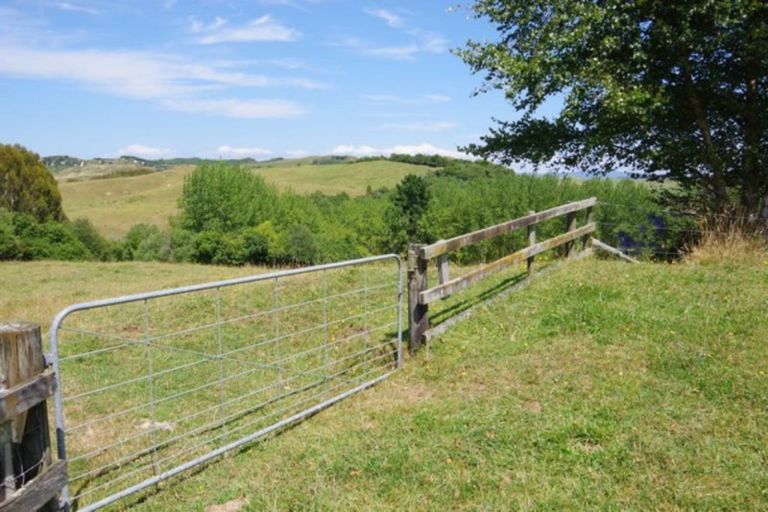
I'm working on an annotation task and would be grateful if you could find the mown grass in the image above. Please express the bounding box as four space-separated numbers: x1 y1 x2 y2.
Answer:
3 255 766 510
134 258 766 511
58 160 432 238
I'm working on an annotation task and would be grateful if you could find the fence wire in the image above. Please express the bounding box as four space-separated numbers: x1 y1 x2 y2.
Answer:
49 255 402 511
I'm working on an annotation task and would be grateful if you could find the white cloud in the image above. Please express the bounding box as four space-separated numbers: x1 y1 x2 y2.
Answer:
331 143 467 159
189 16 228 33
389 143 465 158
341 11 447 60
365 8 403 28
163 98 305 118
285 149 309 158
365 45 421 60
53 2 99 15
331 145 380 157
197 15 300 44
424 94 450 103
362 94 451 105
216 146 273 157
118 144 173 158
0 45 313 118
380 121 457 132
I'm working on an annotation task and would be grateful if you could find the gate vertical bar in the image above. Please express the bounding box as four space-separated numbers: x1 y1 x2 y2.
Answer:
215 287 226 424
272 277 283 399
396 257 404 368
50 317 70 509
322 269 329 391
143 300 160 477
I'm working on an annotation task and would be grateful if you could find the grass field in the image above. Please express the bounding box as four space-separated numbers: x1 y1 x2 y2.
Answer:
2 255 766 510
58 160 433 238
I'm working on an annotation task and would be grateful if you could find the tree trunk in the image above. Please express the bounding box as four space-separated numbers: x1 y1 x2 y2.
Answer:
740 68 765 215
678 52 729 212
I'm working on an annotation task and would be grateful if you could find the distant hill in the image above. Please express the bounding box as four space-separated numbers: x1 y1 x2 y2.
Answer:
57 158 437 237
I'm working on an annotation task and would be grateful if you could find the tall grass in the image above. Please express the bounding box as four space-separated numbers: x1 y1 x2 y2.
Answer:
685 212 768 265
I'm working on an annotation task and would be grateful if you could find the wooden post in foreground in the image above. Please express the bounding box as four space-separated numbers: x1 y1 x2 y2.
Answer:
0 323 59 511
564 211 578 257
407 244 429 354
526 210 536 277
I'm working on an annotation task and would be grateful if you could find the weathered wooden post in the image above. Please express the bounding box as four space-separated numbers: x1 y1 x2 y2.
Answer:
564 211 578 257
0 323 63 511
582 206 593 251
407 244 429 354
437 255 450 286
527 210 536 277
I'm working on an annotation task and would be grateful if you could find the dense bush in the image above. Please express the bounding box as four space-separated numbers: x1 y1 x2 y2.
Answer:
0 209 95 261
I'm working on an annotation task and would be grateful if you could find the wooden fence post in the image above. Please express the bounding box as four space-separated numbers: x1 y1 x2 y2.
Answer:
582 206 593 251
526 210 536 277
0 323 60 511
437 255 450 286
564 211 578 257
407 244 429 354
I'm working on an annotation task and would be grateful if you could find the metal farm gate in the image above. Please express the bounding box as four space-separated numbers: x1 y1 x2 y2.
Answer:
49 255 403 511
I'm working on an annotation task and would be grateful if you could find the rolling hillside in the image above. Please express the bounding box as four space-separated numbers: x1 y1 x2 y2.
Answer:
58 159 434 238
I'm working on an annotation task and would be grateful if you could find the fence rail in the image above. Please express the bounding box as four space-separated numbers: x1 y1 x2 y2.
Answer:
408 198 597 352
49 254 403 511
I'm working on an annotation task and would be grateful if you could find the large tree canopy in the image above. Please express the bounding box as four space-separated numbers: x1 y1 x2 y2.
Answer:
457 0 768 213
0 144 65 222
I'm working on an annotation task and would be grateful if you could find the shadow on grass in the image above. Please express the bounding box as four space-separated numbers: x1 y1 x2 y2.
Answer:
427 272 528 328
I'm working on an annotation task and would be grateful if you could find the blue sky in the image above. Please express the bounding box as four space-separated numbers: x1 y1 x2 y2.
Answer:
0 0 522 160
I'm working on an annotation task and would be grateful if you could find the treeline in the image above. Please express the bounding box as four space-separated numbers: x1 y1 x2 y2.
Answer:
0 159 694 265
356 153 455 168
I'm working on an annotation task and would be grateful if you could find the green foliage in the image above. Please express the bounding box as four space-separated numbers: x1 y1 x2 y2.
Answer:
71 218 111 260
0 144 65 222
7 211 92 261
192 231 246 266
179 162 278 232
121 223 170 262
386 174 431 252
5 159 686 265
283 224 318 264
387 153 454 168
457 0 768 213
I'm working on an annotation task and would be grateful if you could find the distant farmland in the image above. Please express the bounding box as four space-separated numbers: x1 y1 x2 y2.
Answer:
58 159 434 238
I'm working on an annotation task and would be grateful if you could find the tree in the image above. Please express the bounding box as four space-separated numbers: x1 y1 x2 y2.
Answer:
457 0 768 213
0 144 65 222
178 162 278 232
386 174 431 251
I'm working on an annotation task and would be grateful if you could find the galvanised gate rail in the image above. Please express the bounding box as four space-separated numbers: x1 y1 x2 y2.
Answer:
49 255 403 511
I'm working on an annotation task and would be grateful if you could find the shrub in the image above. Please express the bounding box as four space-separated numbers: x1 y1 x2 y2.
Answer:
71 218 111 260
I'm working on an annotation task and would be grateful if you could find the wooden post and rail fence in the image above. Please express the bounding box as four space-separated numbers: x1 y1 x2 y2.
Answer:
0 323 65 511
407 197 598 353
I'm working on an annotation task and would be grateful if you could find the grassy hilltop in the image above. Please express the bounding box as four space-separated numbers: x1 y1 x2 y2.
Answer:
57 159 434 238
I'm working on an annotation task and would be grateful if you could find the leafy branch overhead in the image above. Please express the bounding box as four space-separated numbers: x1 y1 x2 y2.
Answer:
457 0 768 213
